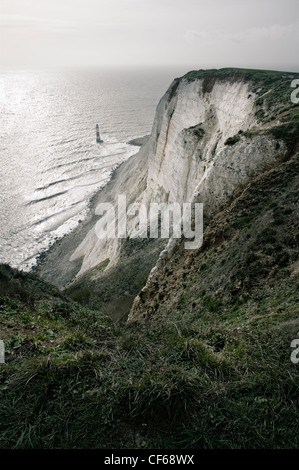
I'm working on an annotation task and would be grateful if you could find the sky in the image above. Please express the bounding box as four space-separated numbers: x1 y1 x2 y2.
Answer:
0 0 298 71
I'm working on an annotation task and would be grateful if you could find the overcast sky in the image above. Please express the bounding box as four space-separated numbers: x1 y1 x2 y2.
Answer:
0 0 298 71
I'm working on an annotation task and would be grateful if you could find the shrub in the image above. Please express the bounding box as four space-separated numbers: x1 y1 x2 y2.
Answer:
224 135 241 146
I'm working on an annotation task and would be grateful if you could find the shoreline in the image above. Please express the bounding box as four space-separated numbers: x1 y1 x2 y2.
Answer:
32 136 149 275
33 136 149 288
32 159 127 277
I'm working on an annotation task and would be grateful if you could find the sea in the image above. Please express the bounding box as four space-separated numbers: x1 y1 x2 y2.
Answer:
0 67 186 271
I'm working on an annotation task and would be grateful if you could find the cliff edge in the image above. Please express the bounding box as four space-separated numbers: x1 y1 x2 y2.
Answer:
37 68 299 319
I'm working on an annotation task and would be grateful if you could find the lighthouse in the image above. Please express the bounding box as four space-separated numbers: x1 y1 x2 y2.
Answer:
96 124 103 143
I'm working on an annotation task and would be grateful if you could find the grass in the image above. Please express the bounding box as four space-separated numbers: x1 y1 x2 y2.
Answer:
0 275 298 448
0 157 298 449
64 236 166 320
184 67 298 85
181 68 299 132
268 108 299 154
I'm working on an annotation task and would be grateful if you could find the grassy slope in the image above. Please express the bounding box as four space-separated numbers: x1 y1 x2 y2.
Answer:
0 154 298 449
180 68 299 155
64 236 166 322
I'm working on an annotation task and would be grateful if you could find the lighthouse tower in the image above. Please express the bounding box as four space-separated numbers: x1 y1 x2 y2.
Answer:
96 124 103 143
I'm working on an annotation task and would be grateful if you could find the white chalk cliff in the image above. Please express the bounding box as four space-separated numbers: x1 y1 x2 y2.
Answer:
70 71 287 283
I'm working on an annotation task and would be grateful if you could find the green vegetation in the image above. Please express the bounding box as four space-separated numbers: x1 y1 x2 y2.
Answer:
0 265 298 449
225 135 241 146
0 154 298 449
65 237 166 321
186 124 205 140
184 67 298 86
183 68 299 134
268 107 299 154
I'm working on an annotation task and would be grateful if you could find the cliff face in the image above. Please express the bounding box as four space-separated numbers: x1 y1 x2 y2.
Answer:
37 68 299 318
71 71 289 271
146 77 259 205
145 72 294 221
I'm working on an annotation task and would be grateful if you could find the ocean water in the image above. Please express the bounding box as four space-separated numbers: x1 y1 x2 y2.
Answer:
0 67 180 270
